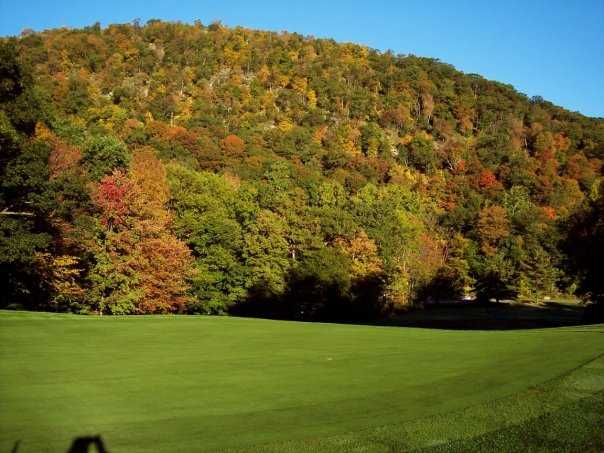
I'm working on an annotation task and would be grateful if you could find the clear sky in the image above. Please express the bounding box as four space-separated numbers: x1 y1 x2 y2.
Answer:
1 0 603 117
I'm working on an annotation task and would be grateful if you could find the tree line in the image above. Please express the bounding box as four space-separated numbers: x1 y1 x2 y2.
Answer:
1 20 602 319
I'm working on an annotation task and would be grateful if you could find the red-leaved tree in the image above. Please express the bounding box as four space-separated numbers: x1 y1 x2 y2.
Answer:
89 148 193 314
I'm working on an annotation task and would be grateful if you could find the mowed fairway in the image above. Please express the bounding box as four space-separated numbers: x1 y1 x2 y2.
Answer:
1 311 603 452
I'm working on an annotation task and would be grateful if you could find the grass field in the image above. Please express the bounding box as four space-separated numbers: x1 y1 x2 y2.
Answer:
1 311 603 452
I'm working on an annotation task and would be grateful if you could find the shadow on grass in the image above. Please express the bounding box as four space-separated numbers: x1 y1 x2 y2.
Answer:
228 265 604 330
67 436 108 453
232 282 601 330
4 436 109 453
380 301 594 330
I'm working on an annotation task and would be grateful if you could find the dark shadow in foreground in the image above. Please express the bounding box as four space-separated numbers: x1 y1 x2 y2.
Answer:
67 436 108 453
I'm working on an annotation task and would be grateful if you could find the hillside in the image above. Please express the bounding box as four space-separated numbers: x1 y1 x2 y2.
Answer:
1 311 603 452
1 20 603 317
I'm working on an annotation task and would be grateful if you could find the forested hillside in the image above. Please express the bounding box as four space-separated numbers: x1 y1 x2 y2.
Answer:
1 20 603 319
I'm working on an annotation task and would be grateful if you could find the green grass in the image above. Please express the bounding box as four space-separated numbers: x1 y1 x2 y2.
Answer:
1 311 603 452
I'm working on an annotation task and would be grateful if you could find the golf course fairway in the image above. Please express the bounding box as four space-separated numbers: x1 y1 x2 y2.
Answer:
1 311 603 452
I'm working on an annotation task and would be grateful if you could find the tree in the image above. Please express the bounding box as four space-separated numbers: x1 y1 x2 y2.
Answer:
243 209 290 297
220 133 245 158
87 150 193 314
83 135 130 181
474 251 516 303
0 42 53 308
565 180 604 303
334 230 382 280
402 132 438 172
167 164 247 313
436 233 475 299
476 205 510 256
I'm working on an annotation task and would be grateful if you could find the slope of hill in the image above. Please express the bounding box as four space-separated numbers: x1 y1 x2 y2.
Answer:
1 311 603 452
1 20 603 317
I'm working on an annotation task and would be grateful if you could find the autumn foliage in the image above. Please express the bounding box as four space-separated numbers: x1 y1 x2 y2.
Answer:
220 134 245 157
477 205 510 255
477 170 501 190
90 149 193 314
95 171 136 227
1 21 603 316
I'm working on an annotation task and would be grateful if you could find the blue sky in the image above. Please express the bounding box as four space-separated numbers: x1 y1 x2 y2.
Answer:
1 0 603 117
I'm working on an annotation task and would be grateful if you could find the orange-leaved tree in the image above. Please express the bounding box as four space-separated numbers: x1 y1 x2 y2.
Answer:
88 147 193 314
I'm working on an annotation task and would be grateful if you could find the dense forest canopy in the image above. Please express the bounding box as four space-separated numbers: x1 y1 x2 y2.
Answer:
1 20 603 319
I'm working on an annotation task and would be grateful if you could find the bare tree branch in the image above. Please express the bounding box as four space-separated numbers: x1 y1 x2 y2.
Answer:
0 208 34 217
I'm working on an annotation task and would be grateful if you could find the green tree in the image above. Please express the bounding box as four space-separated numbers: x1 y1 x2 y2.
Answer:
83 135 130 180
